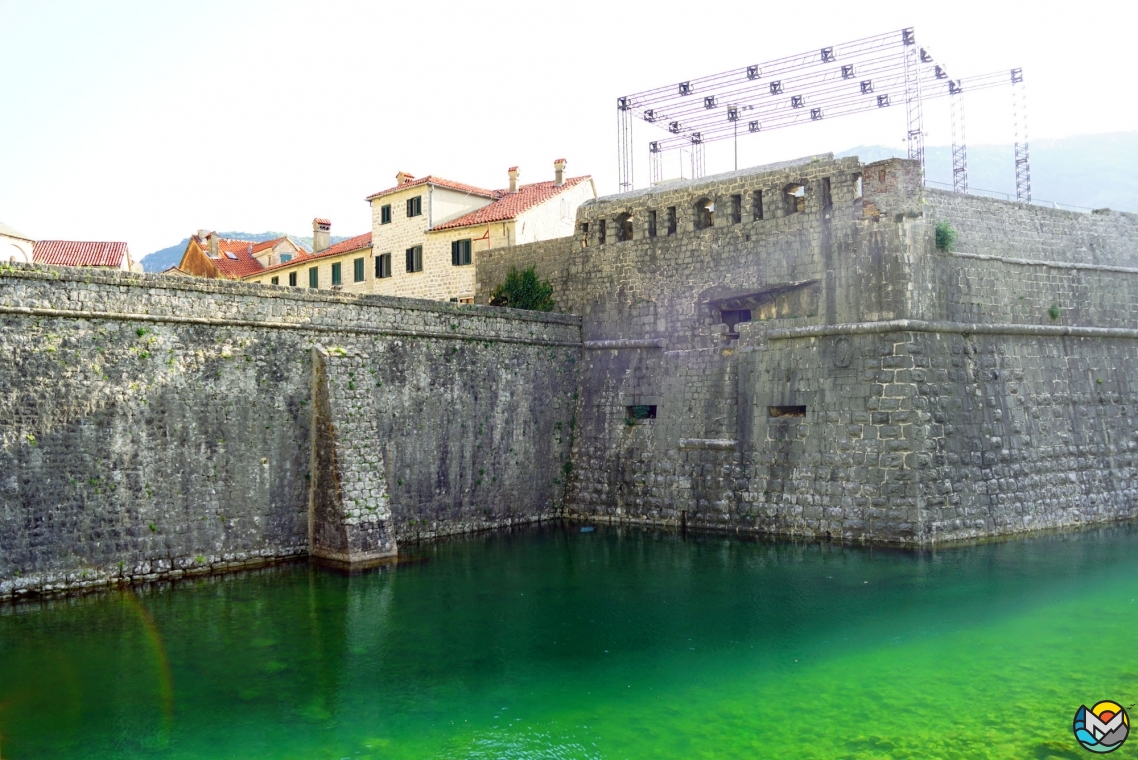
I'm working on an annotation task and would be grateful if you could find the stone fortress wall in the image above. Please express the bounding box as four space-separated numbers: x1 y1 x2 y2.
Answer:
476 154 1138 544
0 267 580 598
4 151 1138 599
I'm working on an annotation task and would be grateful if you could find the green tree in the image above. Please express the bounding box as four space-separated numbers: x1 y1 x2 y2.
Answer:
489 266 556 311
935 220 957 252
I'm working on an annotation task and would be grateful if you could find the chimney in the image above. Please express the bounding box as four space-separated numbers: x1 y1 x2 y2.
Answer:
313 218 331 253
554 158 567 186
396 171 415 185
207 233 219 258
508 166 519 193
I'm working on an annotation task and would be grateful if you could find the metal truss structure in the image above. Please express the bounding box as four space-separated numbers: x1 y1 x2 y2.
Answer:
617 28 1031 202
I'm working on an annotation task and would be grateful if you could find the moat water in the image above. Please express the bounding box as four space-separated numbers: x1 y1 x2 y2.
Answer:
1 522 1136 759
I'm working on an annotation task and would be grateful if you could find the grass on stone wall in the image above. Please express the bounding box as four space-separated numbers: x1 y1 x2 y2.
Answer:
935 220 957 251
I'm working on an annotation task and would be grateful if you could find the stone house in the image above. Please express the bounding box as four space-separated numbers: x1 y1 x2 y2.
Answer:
176 231 305 279
365 160 595 302
0 222 35 264
32 240 141 272
243 225 374 294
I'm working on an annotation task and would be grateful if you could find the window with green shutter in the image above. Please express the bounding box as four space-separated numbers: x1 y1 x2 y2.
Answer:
309 267 319 288
405 245 422 273
406 196 422 217
354 257 365 282
451 239 472 266
289 271 297 287
331 262 342 286
380 204 392 224
376 253 391 278
270 276 279 285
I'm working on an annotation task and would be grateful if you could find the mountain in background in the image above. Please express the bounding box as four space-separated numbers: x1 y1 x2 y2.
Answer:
839 132 1138 212
140 232 349 273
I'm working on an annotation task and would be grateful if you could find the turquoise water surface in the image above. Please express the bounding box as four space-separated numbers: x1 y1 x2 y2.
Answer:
2 523 1136 759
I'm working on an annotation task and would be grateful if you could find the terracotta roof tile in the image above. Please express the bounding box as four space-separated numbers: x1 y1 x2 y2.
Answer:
253 232 372 276
431 176 591 231
313 217 331 225
33 240 128 268
365 175 498 202
209 237 268 278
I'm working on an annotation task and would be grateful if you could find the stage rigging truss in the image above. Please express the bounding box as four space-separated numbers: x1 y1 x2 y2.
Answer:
617 27 1031 202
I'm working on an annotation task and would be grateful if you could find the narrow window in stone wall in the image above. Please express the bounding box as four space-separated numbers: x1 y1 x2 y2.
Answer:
376 253 392 278
271 276 279 285
853 174 863 200
353 257 365 282
580 222 589 247
786 184 805 214
451 239 472 266
616 213 633 242
694 198 714 230
289 271 297 287
331 262 342 286
730 194 742 224
406 245 423 273
406 196 422 218
308 267 319 288
380 204 392 224
752 190 764 220
647 210 657 238
597 219 607 245
821 177 832 210
666 207 677 235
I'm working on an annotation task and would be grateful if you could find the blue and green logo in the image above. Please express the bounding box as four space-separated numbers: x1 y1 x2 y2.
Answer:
1074 700 1129 753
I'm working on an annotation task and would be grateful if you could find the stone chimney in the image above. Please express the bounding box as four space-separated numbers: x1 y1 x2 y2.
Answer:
396 171 415 185
554 158 566 186
313 218 331 253
508 166 519 193
207 233 219 258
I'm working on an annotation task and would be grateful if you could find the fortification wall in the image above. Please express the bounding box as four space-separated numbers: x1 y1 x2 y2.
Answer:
0 267 580 598
476 156 1138 544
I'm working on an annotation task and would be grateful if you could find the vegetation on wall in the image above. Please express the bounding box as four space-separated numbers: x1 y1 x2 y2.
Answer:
489 266 556 311
935 220 958 252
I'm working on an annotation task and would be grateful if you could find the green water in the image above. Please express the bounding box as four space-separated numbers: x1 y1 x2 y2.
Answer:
2 524 1137 759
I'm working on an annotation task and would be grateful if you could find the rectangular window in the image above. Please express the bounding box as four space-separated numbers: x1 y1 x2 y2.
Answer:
647 210 657 238
279 253 292 263
289 271 297 287
331 262 342 286
270 276 279 285
380 204 392 224
375 253 391 278
854 174 864 200
821 177 832 210
752 190 764 220
451 239 472 266
308 267 319 288
769 405 807 418
626 405 657 421
580 222 589 247
353 257 365 282
406 196 422 217
405 245 423 273
730 194 742 224
597 219 606 245
666 206 677 235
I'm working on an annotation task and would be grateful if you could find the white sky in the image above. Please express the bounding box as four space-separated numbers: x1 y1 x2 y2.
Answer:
1 0 1134 255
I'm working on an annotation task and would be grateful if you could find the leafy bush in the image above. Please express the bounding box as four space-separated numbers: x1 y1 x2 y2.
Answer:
935 220 957 251
1049 303 1061 321
489 266 555 311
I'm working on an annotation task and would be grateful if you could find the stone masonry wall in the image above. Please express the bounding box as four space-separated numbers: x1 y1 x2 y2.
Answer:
475 155 1138 544
0 266 580 598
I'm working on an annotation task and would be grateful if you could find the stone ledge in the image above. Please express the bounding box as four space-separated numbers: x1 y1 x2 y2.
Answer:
939 249 1138 275
766 319 1138 341
584 338 666 349
678 438 738 450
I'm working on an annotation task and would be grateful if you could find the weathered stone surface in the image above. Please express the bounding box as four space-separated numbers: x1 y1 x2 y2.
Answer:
0 267 580 598
476 154 1138 545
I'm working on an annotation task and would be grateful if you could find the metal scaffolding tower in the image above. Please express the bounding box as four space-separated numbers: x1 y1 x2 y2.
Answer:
1011 68 1032 203
616 26 1031 201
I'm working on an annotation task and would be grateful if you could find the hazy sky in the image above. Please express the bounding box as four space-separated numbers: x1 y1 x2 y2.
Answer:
1 1 1133 255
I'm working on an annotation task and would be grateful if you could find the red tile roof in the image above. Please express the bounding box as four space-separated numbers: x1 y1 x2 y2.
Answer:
365 175 498 202
313 217 331 226
253 232 372 276
33 240 129 268
431 176 592 231
250 236 290 254
209 237 269 278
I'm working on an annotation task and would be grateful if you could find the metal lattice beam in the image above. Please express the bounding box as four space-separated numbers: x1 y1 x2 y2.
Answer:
1011 68 1032 203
